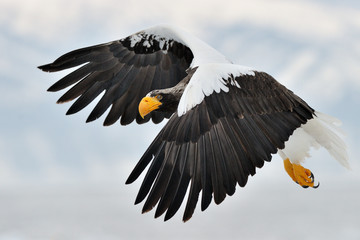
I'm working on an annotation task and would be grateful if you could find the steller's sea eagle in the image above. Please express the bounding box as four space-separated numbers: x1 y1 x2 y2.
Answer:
38 24 349 222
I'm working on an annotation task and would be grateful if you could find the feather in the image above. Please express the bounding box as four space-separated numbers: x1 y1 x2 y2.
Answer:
40 25 347 222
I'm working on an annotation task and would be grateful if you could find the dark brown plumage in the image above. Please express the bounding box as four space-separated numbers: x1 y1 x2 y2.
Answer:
40 25 343 222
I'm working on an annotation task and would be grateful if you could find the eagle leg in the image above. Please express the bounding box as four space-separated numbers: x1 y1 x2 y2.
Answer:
283 158 319 188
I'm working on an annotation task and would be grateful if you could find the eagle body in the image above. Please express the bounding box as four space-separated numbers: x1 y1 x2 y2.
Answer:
39 24 348 221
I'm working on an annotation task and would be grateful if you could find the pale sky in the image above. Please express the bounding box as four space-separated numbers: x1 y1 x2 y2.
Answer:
1 0 360 239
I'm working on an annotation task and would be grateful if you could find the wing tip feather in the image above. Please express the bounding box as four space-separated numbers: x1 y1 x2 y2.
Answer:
38 64 52 72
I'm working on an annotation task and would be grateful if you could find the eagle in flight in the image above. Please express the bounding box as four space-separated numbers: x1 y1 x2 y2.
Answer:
39 24 349 222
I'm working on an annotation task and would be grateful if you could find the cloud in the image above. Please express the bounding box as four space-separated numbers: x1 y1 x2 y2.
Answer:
2 0 360 43
1 0 359 185
0 1 359 238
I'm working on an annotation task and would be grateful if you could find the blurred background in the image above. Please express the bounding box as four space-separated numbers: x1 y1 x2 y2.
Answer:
1 0 359 239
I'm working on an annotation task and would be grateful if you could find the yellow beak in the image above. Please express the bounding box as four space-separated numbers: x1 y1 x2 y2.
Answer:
138 96 162 119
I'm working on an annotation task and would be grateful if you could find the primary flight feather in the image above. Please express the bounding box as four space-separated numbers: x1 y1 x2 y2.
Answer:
39 24 349 221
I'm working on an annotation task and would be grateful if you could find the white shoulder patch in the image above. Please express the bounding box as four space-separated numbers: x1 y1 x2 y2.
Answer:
177 64 255 116
128 31 171 52
143 24 231 67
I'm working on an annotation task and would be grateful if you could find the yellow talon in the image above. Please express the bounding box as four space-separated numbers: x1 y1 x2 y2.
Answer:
283 158 319 188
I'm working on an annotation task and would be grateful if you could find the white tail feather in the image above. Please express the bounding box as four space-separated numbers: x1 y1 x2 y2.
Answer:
278 111 350 169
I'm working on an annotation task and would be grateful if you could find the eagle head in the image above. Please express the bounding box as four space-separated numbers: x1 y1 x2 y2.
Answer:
138 88 183 118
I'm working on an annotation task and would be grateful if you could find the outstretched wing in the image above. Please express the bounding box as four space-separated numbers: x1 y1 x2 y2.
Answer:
39 27 194 125
126 70 315 221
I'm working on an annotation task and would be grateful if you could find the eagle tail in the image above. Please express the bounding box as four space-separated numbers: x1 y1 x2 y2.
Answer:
279 111 349 169
305 111 350 168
